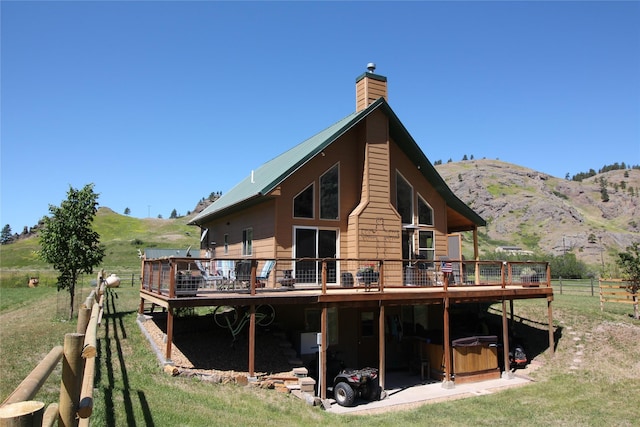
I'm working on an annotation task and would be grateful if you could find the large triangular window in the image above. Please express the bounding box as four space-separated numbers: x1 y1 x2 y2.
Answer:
320 164 339 220
396 172 413 224
294 184 314 219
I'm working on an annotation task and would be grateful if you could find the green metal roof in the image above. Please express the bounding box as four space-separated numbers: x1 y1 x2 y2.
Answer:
189 98 485 228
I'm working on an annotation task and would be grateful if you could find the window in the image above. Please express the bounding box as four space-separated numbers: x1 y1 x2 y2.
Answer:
396 172 413 224
417 195 433 226
223 234 229 255
320 164 339 220
242 228 253 256
294 184 314 218
294 227 338 284
418 230 435 266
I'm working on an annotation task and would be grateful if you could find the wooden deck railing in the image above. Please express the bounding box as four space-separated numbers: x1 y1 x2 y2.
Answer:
0 282 106 427
139 257 551 297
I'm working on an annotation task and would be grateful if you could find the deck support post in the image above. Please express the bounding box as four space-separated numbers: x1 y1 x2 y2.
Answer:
165 307 174 363
248 304 256 376
378 304 385 391
442 297 453 388
473 227 480 285
320 306 327 400
547 297 555 355
501 299 513 379
510 300 514 326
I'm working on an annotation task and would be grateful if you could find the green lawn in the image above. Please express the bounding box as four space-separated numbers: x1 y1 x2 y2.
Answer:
1 286 639 426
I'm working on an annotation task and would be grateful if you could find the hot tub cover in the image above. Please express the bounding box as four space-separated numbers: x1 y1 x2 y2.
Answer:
451 335 498 347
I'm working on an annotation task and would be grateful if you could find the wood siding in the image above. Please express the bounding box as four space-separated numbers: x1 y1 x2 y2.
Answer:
348 109 402 264
389 140 450 258
356 76 388 112
201 104 453 269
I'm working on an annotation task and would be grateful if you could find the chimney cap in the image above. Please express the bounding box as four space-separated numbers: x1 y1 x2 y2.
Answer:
367 63 376 73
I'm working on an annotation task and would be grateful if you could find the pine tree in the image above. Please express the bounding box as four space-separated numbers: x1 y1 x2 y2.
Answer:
1 224 12 244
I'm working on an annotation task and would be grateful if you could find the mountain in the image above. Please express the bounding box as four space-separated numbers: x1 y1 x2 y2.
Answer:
435 159 640 267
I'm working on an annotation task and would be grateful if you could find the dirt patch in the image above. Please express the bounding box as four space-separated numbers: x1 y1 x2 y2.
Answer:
140 312 296 377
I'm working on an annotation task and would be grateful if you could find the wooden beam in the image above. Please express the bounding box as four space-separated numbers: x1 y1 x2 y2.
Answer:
81 303 100 359
548 297 555 355
474 227 480 285
442 297 452 385
2 346 63 406
378 304 385 391
42 404 58 427
77 357 95 419
0 401 45 427
59 333 84 427
501 300 511 376
250 260 257 296
165 308 174 363
248 305 256 376
320 306 327 400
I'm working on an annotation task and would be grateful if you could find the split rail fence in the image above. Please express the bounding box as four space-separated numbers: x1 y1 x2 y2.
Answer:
0 282 106 427
599 279 639 314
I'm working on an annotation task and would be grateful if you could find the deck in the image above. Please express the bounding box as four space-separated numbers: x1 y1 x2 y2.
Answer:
138 257 555 395
139 257 554 310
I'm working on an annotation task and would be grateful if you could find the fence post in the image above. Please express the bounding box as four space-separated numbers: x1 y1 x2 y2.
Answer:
59 333 84 427
591 277 594 297
0 400 45 427
559 277 563 295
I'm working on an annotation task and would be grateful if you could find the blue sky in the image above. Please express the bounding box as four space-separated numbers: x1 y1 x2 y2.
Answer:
2 1 639 231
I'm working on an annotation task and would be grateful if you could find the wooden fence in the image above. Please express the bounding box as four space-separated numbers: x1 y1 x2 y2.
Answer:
552 278 598 296
599 279 638 314
0 281 106 427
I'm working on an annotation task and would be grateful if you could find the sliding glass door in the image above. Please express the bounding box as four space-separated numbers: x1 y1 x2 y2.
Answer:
294 228 337 284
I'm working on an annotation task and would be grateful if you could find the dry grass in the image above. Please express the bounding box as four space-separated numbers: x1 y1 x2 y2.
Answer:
1 288 639 426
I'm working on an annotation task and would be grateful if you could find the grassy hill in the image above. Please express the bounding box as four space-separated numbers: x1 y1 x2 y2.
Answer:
0 207 199 286
2 161 639 284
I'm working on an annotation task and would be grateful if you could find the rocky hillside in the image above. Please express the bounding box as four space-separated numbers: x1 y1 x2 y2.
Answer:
435 159 640 267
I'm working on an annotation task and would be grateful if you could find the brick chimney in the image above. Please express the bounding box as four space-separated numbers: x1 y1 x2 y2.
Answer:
355 63 388 112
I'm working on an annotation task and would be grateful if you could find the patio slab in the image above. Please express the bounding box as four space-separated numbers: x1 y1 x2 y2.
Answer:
325 371 532 414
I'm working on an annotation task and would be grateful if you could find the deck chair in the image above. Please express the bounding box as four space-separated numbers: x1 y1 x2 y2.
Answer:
214 259 237 290
194 260 223 289
256 260 276 287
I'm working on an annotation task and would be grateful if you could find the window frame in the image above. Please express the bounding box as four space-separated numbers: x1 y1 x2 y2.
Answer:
418 230 435 268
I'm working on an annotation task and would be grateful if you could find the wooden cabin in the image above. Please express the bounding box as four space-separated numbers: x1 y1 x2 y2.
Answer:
139 66 554 398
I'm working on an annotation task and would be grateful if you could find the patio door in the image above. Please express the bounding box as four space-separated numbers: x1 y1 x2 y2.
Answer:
357 309 379 367
294 228 337 284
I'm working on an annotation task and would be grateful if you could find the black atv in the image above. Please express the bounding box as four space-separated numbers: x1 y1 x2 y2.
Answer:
509 342 527 368
331 367 381 407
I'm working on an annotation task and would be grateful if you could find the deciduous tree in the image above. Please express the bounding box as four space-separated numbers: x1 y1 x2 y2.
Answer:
617 242 640 319
39 184 105 319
